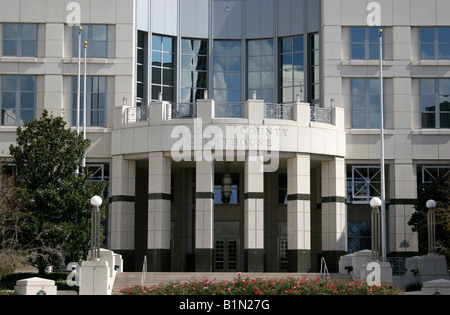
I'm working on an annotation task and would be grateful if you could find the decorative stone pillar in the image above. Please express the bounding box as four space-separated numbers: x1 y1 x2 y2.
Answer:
244 153 265 272
147 152 171 271
195 159 215 271
109 155 136 270
287 154 311 272
321 157 347 272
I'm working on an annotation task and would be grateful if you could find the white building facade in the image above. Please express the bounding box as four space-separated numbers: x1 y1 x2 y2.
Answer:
0 0 448 272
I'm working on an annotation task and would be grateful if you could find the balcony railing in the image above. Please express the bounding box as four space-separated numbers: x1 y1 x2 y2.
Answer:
265 103 294 120
310 106 332 124
215 103 245 118
125 105 149 124
171 103 197 119
124 101 335 125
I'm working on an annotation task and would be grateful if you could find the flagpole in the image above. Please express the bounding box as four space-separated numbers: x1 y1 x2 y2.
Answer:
76 26 82 175
379 28 387 262
82 40 88 168
77 26 82 136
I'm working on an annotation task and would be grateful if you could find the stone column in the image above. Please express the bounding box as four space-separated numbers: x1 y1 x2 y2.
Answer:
147 152 171 271
287 154 311 272
321 157 347 272
244 153 265 272
109 155 136 270
195 159 215 271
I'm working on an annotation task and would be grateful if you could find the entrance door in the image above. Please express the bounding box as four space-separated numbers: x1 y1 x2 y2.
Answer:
215 239 239 271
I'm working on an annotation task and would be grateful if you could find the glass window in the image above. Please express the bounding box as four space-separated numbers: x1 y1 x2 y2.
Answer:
308 33 320 106
420 78 450 128
247 39 274 103
280 36 304 103
136 31 147 106
151 35 175 102
2 23 37 57
350 27 383 60
420 27 450 60
180 38 208 109
1 75 36 126
349 166 382 204
351 78 382 129
213 40 242 116
72 76 107 127
73 25 108 58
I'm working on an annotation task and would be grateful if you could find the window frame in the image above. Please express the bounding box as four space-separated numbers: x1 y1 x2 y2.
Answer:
350 27 384 60
279 35 305 103
72 75 107 127
1 75 36 126
73 24 108 58
151 34 176 102
420 78 450 129
2 23 38 57
419 27 450 60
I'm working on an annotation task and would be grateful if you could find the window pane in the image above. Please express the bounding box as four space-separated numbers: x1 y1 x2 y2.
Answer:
440 113 450 128
351 44 365 59
21 92 35 109
248 56 261 71
369 28 381 43
90 42 107 58
281 38 292 54
351 95 365 112
213 72 227 89
152 67 161 84
261 39 274 54
227 41 241 56
20 109 34 123
228 57 241 71
162 36 173 53
21 40 36 57
91 25 107 41
227 72 241 89
440 97 450 111
352 111 366 128
261 55 274 71
248 72 260 89
213 56 227 71
162 52 173 67
163 68 174 85
227 89 241 103
438 27 450 43
3 40 17 56
421 44 435 59
369 43 380 59
152 35 162 51
351 27 365 43
421 79 435 94
248 40 261 56
293 36 303 52
2 76 17 91
351 79 366 94
439 44 450 60
422 113 435 128
421 95 436 112
1 109 16 126
420 28 435 44
2 92 16 108
439 79 450 95
3 24 18 40
261 71 274 89
369 112 380 129
213 41 227 56
293 52 304 67
21 76 35 91
181 70 192 88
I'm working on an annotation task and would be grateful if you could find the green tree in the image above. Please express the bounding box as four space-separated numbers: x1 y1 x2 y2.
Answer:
8 110 107 274
409 176 450 260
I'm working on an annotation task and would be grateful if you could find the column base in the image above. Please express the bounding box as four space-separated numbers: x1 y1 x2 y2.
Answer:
288 250 311 272
245 249 265 272
195 249 214 272
322 251 347 273
147 249 171 272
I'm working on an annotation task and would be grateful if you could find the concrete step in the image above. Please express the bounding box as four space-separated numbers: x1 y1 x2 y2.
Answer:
112 272 352 295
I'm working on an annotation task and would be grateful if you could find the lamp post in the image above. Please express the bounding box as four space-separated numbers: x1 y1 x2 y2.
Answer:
90 195 103 261
426 199 437 255
370 197 382 261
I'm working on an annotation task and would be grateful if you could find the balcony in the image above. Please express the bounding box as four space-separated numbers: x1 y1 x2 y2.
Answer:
123 99 335 126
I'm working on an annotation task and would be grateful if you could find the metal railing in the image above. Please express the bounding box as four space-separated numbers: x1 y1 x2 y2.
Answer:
310 106 332 124
265 103 294 120
215 103 246 118
171 103 197 119
125 105 149 123
320 257 330 280
386 257 407 275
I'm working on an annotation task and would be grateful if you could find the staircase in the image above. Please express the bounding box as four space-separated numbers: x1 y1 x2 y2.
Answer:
112 272 351 295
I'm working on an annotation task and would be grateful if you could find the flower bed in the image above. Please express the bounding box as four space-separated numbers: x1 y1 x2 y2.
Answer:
119 274 404 295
